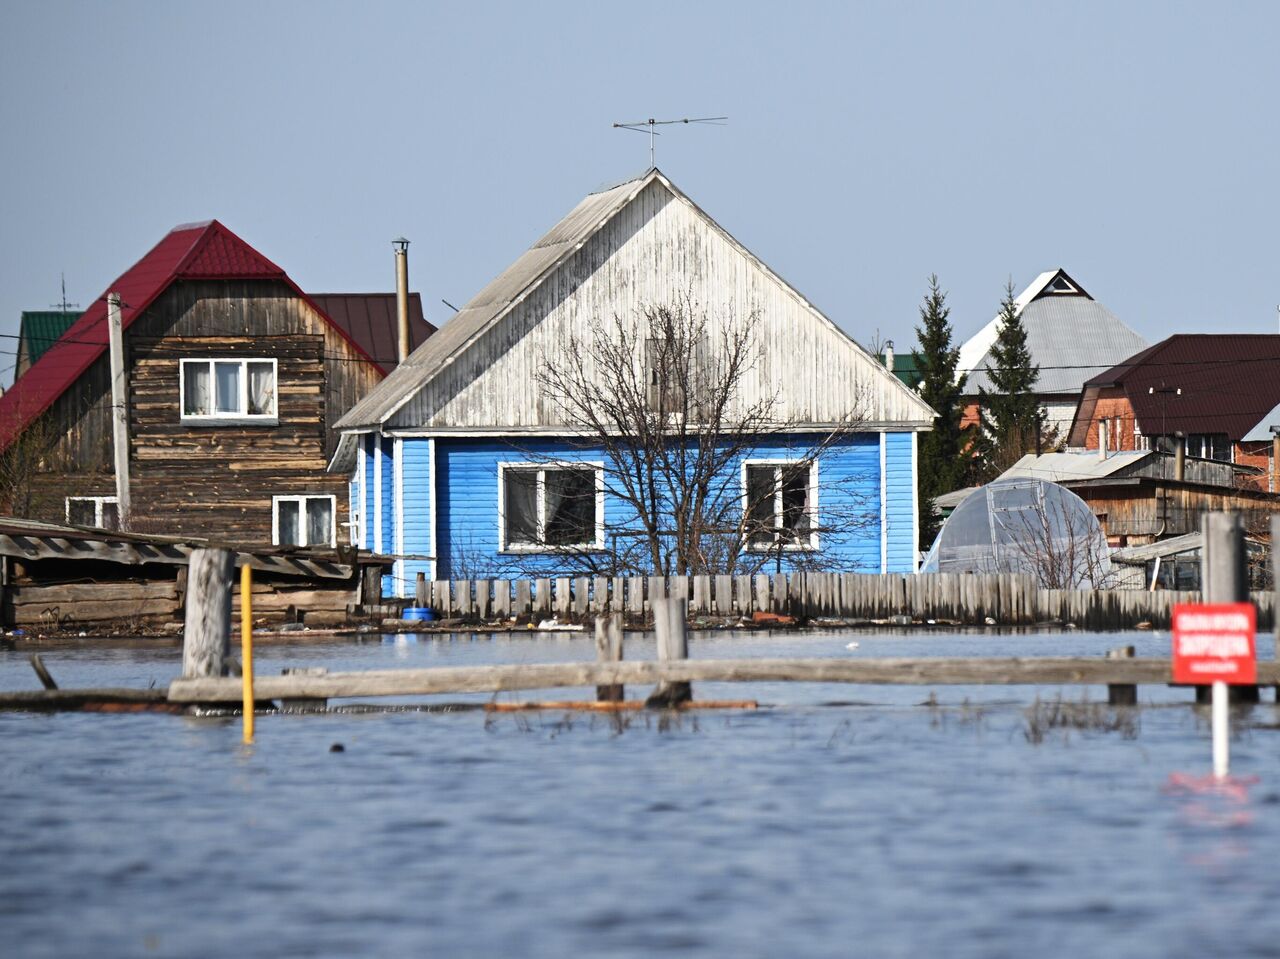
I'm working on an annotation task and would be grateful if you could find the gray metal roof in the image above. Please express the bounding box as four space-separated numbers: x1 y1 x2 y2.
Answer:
964 295 1148 395
999 450 1154 482
336 172 653 430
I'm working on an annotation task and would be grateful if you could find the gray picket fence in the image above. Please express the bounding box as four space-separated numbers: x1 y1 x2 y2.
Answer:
413 573 1275 630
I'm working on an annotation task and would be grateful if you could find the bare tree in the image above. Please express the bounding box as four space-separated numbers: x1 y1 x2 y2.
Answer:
997 485 1114 589
526 298 875 577
0 409 66 520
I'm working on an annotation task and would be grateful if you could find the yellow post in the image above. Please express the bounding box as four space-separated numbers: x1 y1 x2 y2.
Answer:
241 562 255 744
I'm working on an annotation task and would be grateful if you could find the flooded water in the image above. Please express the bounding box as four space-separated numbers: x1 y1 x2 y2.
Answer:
3 629 1279 957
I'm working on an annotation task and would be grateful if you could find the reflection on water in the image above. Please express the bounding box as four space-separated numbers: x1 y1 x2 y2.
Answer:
1 630 1279 957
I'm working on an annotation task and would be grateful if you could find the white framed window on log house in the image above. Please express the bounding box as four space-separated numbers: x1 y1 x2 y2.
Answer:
497 462 604 553
741 459 819 551
66 496 120 531
273 495 336 548
180 358 278 423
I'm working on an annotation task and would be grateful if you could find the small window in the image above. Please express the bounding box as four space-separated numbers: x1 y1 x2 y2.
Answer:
66 496 120 531
273 495 336 548
743 461 817 550
499 463 603 552
181 359 277 421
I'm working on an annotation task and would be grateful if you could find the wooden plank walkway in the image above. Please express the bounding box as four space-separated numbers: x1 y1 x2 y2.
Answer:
166 658 1280 704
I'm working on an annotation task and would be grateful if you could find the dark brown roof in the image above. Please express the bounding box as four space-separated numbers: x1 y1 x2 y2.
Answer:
1082 334 1280 440
310 293 437 371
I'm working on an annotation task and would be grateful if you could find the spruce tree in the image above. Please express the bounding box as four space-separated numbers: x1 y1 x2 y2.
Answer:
976 279 1043 479
911 275 968 552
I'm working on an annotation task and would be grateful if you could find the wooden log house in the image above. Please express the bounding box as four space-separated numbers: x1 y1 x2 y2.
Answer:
0 221 434 548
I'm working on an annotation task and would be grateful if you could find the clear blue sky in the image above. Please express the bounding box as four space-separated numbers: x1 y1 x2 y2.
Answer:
1 0 1277 384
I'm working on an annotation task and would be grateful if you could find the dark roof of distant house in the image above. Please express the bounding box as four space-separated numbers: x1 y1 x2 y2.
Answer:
1078 333 1280 441
18 311 79 368
0 220 379 451
309 294 437 370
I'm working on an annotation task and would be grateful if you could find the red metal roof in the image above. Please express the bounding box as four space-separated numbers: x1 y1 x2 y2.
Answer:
0 220 380 451
309 293 436 370
1083 334 1280 440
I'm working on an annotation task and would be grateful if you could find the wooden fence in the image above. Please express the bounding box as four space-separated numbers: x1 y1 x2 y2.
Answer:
413 572 1276 631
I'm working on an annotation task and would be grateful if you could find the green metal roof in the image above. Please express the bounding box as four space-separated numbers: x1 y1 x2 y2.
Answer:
880 351 923 389
19 311 79 365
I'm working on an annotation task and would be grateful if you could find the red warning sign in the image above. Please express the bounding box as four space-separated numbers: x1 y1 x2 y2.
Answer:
1171 603 1256 685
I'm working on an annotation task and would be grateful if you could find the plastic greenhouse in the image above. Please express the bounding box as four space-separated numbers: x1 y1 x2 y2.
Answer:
920 479 1111 587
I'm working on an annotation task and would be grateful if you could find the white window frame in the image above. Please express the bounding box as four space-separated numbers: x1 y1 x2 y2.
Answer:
272 494 337 548
497 461 605 553
66 495 119 530
741 458 820 552
179 357 279 424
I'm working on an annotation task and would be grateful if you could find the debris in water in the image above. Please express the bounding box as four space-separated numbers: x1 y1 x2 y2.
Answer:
330 743 345 753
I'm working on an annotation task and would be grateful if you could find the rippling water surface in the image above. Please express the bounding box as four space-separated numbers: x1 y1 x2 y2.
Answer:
2 629 1279 958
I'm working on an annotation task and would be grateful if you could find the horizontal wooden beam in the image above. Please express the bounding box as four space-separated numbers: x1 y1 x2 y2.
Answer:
0 688 174 711
0 533 351 579
167 657 1280 704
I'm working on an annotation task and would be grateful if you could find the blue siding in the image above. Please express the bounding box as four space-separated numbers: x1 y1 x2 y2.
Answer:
400 439 433 597
884 431 915 573
362 435 375 550
436 439 605 579
423 434 887 577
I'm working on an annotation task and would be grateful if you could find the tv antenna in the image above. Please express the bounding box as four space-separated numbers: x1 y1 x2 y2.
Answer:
612 116 728 167
50 273 80 314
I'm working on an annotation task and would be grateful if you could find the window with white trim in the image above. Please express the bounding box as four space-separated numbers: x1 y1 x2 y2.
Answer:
66 496 120 531
499 463 604 552
180 358 277 421
273 495 336 548
742 460 818 550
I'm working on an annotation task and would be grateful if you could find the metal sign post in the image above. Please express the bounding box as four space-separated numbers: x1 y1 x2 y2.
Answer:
1172 602 1256 778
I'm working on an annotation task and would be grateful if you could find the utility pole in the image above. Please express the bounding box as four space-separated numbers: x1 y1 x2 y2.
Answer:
106 293 131 530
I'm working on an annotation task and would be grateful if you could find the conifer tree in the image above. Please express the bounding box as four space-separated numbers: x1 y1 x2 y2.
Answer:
976 279 1043 479
911 275 967 551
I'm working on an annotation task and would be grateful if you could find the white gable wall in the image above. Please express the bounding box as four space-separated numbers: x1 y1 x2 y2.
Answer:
389 180 933 432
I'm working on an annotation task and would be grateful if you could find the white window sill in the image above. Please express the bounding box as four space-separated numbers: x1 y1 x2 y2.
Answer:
182 415 279 427
500 544 606 555
745 542 820 554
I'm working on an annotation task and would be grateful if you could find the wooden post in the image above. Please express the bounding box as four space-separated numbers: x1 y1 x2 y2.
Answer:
106 292 131 530
432 580 450 615
1201 512 1258 703
182 547 234 679
646 597 691 707
1106 645 1137 706
494 580 512 619
362 565 383 609
415 572 428 607
595 612 624 702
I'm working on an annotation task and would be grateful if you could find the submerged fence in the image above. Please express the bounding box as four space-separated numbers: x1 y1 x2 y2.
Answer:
412 572 1275 631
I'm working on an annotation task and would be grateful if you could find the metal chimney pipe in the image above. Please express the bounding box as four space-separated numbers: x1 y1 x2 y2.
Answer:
883 340 894 373
1098 418 1107 461
393 237 410 363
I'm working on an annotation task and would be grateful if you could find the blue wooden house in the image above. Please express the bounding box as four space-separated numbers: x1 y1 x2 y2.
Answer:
333 169 935 595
